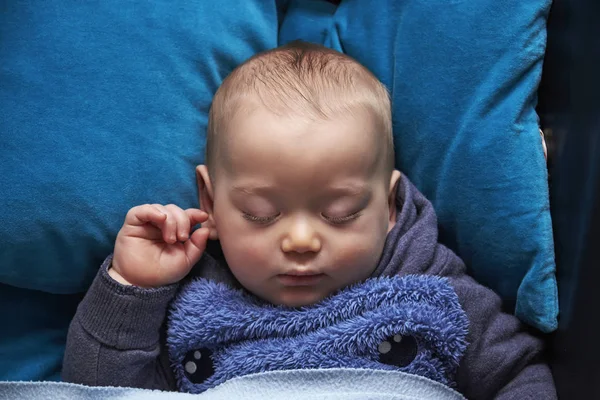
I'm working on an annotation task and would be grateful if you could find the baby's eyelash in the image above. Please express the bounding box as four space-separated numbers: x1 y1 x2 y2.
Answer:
323 211 362 225
242 212 280 225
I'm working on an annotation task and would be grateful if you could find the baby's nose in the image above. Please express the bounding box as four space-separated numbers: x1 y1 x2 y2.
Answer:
281 216 321 253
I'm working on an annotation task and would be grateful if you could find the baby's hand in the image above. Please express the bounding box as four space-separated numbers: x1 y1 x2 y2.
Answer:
110 204 210 288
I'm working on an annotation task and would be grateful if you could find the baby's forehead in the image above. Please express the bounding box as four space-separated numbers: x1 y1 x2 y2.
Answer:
223 103 383 152
214 107 386 190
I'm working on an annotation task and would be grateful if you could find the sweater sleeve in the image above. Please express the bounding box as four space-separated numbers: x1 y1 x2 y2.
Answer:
449 273 557 400
62 256 178 390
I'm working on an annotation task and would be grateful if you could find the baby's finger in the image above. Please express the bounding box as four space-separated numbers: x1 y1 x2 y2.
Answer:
185 208 209 226
152 204 178 244
125 205 167 227
165 204 191 242
184 227 210 266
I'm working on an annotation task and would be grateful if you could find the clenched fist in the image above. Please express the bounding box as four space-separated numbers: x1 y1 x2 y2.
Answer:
110 204 210 287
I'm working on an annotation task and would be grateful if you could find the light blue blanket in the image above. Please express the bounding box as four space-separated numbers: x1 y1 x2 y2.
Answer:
0 368 465 399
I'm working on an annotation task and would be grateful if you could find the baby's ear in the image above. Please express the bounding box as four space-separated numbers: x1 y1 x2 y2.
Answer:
196 165 219 240
387 170 402 233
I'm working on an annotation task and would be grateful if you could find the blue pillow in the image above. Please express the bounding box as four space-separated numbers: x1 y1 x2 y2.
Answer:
0 284 83 381
280 0 557 332
0 0 279 380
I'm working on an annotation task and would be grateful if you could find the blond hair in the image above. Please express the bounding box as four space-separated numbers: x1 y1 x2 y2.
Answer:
206 41 394 176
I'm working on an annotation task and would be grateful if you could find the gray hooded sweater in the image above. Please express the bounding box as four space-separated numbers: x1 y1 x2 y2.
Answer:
62 176 556 399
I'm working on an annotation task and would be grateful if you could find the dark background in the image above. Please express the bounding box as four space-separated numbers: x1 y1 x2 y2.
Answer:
538 0 600 398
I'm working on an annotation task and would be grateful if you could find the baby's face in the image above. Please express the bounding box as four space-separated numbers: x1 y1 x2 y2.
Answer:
207 106 397 307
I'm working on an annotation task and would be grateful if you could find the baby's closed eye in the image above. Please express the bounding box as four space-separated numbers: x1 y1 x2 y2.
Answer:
321 210 363 225
241 211 280 225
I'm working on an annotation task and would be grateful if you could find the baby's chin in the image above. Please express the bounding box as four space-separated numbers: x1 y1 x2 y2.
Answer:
261 287 332 308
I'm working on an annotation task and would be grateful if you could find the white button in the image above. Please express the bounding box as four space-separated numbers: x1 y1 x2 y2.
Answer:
194 351 202 360
185 361 197 374
378 341 392 354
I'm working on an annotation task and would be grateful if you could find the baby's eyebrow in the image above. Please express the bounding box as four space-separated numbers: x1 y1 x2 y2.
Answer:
231 185 274 196
324 183 369 197
231 183 370 197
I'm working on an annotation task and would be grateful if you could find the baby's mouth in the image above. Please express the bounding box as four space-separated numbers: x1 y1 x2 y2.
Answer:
276 272 326 287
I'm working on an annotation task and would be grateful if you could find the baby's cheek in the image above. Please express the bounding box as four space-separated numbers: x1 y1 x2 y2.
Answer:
329 236 381 275
242 241 271 264
222 233 272 271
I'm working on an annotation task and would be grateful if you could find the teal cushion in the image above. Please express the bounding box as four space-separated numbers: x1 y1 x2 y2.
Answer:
0 0 279 380
0 284 83 381
280 0 558 332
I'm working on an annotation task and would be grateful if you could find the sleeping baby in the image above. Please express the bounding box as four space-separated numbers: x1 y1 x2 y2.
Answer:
63 41 556 399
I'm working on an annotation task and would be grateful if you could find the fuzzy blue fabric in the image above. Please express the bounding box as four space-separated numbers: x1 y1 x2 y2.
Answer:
167 275 469 394
278 0 557 333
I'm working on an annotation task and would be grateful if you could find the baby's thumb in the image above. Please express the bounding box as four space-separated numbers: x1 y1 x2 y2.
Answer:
184 227 210 266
